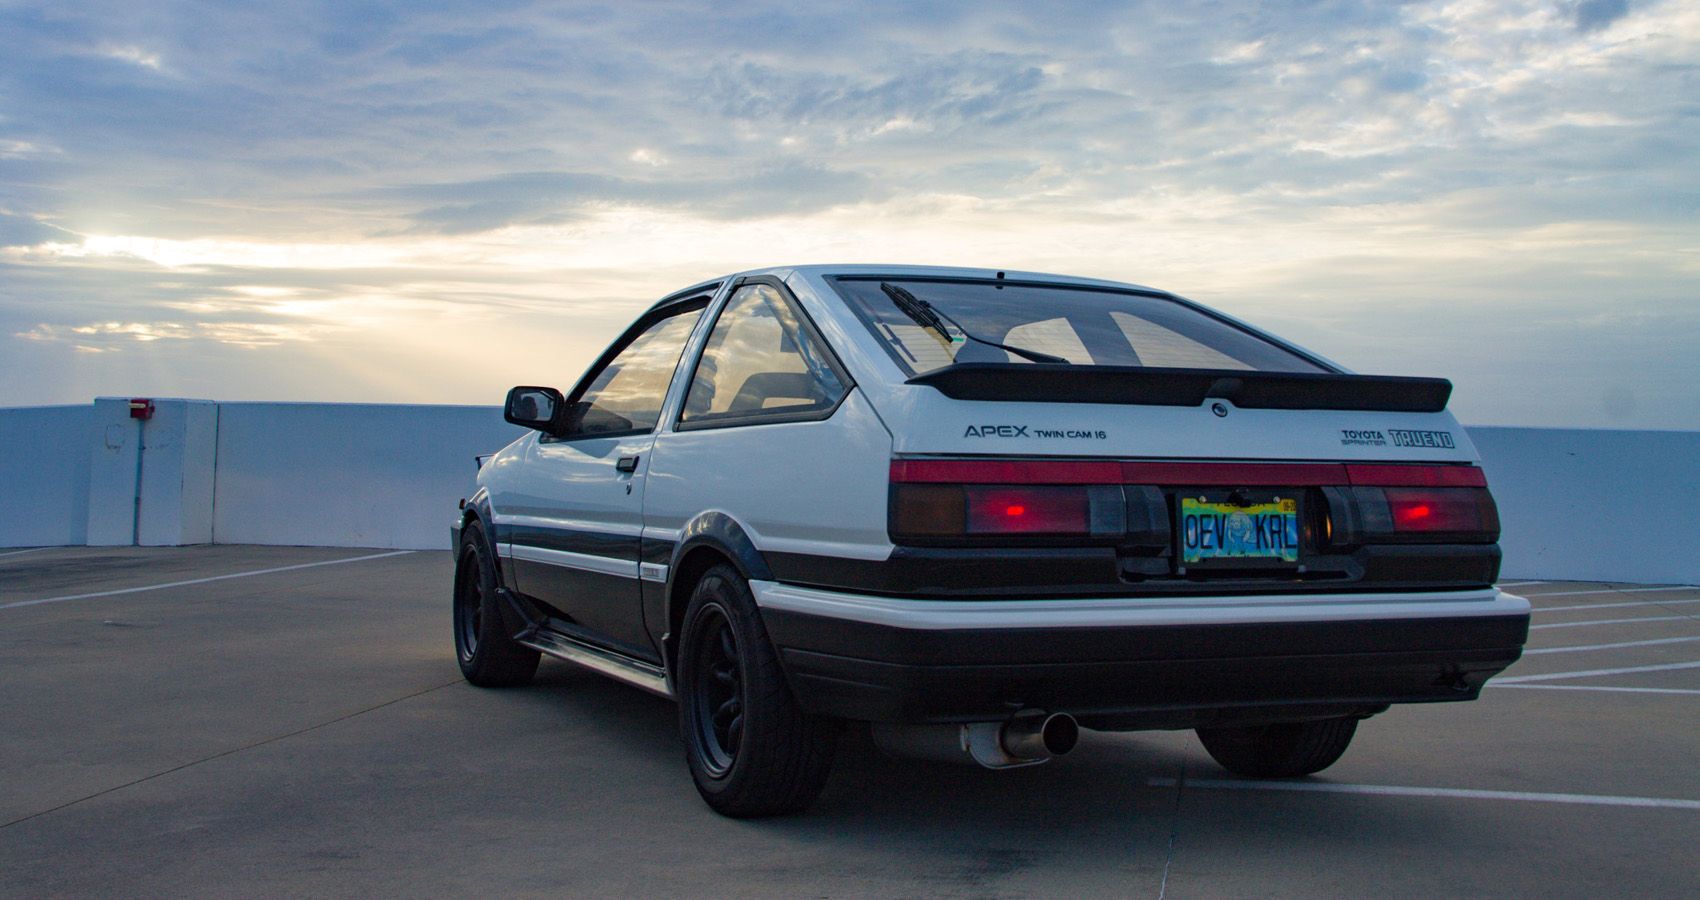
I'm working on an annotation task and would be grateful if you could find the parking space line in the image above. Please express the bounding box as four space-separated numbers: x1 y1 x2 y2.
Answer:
1491 684 1700 696
0 547 54 558
1523 585 1697 599
1496 580 1548 588
1495 660 1700 683
1532 597 1700 613
0 551 416 611
1147 777 1700 811
1530 615 1691 630
1524 636 1700 655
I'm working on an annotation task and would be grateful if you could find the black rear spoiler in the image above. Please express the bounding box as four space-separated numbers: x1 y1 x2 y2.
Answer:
907 364 1452 413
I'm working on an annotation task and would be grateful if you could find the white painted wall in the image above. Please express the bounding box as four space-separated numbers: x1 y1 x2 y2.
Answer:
139 400 218 547
3 400 1696 582
1471 426 1700 584
0 404 92 548
85 398 143 546
210 402 525 550
84 399 221 546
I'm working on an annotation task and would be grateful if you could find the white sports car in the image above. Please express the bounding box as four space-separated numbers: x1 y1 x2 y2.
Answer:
451 265 1530 817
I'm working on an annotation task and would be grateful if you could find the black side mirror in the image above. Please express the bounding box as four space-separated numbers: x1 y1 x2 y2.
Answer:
504 386 566 435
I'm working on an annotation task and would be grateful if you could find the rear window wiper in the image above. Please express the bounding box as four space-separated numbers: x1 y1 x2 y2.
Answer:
879 282 1069 365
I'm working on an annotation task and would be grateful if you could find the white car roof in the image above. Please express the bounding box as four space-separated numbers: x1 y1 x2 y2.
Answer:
731 264 1165 295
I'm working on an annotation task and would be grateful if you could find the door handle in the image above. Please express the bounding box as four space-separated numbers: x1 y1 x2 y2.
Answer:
616 455 640 473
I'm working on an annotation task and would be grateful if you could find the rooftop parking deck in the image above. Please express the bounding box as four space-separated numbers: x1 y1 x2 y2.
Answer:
2 545 1696 897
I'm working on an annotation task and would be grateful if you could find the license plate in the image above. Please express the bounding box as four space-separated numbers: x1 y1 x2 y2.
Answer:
1179 495 1300 564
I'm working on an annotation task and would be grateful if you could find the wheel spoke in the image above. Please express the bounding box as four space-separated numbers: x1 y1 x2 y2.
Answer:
689 606 752 773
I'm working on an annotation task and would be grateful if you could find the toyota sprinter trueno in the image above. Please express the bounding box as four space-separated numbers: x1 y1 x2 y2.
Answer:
451 265 1530 817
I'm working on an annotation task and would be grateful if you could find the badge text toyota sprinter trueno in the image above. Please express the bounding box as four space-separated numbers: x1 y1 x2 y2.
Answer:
451 265 1530 817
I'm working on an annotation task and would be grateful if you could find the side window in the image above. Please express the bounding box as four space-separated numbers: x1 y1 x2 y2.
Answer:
565 307 702 438
679 284 849 427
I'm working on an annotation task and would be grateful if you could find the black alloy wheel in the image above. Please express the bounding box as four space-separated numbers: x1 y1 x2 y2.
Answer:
454 550 484 663
452 523 540 687
687 603 744 776
677 564 839 817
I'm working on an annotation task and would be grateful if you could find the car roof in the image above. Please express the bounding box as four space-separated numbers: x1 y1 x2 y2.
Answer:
644 265 1169 317
744 264 1165 294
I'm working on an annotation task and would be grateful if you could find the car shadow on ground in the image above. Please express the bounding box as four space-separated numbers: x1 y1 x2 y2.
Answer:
507 661 1490 851
502 663 1293 809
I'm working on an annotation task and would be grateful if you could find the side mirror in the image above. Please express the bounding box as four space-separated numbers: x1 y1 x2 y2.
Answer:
504 386 566 434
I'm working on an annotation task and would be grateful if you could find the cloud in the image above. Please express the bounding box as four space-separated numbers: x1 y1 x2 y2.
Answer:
0 0 1695 426
98 44 164 71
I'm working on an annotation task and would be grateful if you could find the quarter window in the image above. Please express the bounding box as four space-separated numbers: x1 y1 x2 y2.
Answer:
565 307 702 438
680 283 848 427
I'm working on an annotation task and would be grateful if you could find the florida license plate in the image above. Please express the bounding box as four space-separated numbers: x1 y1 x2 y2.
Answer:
1179 495 1300 565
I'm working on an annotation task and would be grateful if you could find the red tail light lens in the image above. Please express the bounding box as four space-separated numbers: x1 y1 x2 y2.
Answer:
1329 486 1499 545
1385 488 1497 534
965 487 1089 534
890 482 1120 543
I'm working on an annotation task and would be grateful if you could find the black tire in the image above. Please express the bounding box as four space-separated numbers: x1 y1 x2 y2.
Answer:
1196 717 1359 778
677 564 839 817
453 522 540 687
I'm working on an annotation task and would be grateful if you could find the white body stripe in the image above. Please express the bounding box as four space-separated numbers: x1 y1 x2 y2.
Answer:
491 513 644 537
500 542 638 579
750 583 1529 630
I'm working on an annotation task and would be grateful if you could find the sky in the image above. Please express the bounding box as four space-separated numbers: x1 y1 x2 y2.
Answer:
1 0 1695 429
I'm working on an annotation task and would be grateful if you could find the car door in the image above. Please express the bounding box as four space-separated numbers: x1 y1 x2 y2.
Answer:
502 300 706 660
641 279 872 651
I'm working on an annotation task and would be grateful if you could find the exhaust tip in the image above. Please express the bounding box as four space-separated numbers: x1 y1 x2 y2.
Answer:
1000 710 1079 762
1042 713 1079 756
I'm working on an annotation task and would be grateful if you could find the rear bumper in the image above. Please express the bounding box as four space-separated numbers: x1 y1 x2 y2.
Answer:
752 582 1530 727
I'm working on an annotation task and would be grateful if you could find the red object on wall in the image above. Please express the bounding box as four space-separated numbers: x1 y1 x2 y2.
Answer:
129 398 154 420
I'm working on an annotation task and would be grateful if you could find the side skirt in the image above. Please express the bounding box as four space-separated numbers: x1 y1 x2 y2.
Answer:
519 627 674 700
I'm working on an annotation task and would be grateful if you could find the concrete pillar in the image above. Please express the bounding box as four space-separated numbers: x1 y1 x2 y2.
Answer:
86 398 142 546
85 398 218 546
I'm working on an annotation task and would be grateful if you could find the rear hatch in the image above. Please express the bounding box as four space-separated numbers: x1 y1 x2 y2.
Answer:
819 273 1498 596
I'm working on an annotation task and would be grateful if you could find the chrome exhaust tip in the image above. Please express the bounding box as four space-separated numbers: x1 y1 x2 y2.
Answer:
1000 709 1079 761
870 710 1079 770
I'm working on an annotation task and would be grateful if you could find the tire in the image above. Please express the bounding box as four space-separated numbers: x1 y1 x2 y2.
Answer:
1196 717 1359 778
677 564 839 817
453 522 540 687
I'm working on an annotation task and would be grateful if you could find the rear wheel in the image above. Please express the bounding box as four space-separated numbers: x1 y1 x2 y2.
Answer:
1196 718 1359 778
453 523 540 687
677 564 839 817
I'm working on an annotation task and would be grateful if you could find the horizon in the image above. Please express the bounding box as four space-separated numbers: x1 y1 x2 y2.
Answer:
3 1 1696 429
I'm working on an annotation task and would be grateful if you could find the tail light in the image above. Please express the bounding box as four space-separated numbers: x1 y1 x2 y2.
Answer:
1324 486 1500 546
890 458 1499 549
891 483 1129 542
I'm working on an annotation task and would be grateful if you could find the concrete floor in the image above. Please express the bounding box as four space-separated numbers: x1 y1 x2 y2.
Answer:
1 546 1696 898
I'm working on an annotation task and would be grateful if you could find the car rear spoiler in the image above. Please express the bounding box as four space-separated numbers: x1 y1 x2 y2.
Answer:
906 364 1453 413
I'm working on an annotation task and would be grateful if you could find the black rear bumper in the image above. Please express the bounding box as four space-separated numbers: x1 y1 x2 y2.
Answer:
762 609 1529 729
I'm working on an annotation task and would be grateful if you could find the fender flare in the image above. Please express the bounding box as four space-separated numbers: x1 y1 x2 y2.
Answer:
455 488 539 636
661 512 773 658
454 488 505 588
669 510 773 584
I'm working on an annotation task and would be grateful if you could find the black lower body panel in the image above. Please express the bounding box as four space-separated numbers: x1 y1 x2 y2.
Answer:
761 610 1528 728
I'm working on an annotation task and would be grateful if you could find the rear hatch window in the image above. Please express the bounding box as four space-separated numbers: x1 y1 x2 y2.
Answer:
829 277 1329 376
